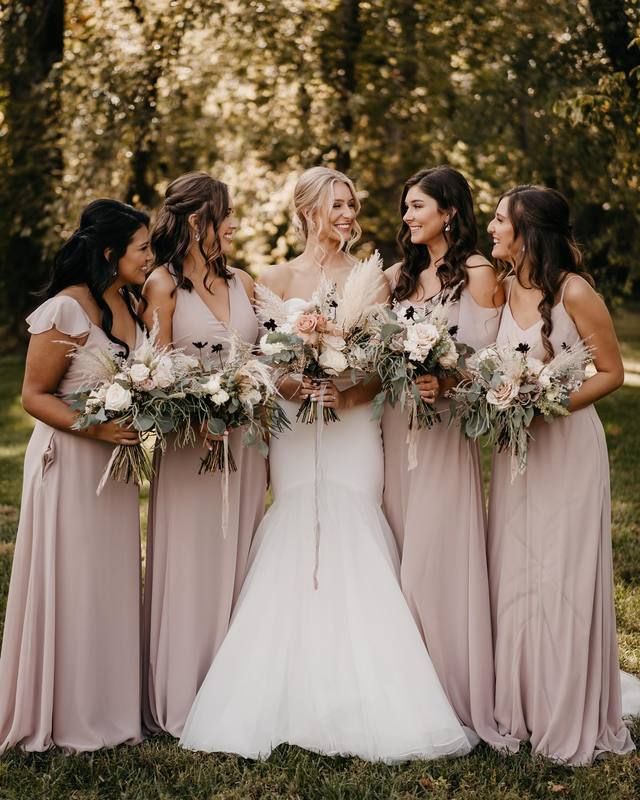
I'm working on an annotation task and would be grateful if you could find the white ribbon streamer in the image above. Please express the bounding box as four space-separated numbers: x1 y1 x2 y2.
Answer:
96 445 119 496
406 398 419 471
222 430 230 539
312 382 327 590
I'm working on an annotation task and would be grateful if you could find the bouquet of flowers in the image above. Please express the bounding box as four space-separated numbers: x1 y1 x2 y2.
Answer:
448 339 593 479
256 252 386 424
66 322 201 493
370 296 468 430
186 335 290 475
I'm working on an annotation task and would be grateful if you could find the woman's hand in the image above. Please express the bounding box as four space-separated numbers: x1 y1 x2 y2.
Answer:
85 419 140 445
277 375 307 401
415 374 440 404
306 379 347 410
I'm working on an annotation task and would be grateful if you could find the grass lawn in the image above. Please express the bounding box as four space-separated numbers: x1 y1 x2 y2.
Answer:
0 311 639 799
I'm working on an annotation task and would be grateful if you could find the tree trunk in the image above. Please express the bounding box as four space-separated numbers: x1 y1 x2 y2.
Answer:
0 0 65 336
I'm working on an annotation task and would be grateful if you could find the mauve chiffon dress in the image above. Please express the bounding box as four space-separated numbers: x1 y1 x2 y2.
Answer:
0 295 142 753
382 285 517 751
142 270 267 738
488 276 635 764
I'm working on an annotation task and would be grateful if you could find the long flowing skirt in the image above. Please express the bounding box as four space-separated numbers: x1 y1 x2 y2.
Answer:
180 401 473 762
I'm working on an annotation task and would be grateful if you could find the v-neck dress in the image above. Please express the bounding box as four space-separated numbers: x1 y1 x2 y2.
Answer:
381 285 517 752
487 276 635 764
142 271 267 738
0 295 142 753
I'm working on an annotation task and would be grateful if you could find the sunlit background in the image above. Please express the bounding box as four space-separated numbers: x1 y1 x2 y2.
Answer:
1 0 638 339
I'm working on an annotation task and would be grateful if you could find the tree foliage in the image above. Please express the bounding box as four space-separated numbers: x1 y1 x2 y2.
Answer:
1 0 639 340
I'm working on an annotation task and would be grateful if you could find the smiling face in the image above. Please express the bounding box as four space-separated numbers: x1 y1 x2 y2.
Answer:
217 197 238 256
115 225 151 286
402 185 449 246
326 181 357 245
487 197 519 261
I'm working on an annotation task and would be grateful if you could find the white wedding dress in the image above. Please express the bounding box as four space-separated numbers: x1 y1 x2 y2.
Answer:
180 301 474 761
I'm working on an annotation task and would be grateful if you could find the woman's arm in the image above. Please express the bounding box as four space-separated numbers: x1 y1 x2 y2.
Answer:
141 267 176 347
21 330 139 445
465 258 505 308
563 277 624 411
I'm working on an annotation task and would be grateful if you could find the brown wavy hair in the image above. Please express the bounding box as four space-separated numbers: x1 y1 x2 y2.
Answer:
394 165 481 303
498 185 593 360
150 171 233 293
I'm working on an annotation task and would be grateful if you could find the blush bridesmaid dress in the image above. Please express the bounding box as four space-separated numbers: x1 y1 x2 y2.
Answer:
142 269 267 738
0 295 142 753
382 285 516 752
488 276 635 764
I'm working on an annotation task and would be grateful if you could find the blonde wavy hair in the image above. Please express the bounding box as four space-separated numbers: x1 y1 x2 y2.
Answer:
292 166 362 254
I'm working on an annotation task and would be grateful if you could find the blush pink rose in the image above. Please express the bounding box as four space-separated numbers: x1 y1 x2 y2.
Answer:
295 313 321 334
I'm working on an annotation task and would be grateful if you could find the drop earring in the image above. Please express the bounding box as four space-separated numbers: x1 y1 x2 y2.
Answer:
195 232 201 242
444 220 451 233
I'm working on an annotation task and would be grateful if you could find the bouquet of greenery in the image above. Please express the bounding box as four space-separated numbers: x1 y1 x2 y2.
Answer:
370 296 468 430
448 339 593 479
256 252 386 424
66 323 200 493
187 334 290 475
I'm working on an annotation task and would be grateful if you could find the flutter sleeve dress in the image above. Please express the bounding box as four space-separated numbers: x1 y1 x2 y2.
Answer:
0 295 142 753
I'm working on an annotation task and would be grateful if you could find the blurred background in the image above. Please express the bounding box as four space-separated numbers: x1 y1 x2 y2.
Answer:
1 0 639 347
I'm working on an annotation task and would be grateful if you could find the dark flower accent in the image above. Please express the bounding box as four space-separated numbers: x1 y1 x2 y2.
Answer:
515 342 530 353
211 343 223 353
264 318 278 331
404 305 416 320
192 341 208 350
329 299 338 309
561 341 568 350
448 325 459 337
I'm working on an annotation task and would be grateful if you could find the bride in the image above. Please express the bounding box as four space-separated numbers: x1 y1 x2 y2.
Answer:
179 166 475 762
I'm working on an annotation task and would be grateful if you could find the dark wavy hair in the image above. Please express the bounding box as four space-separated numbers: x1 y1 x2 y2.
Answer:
40 199 149 356
394 165 480 303
498 185 593 360
150 171 233 293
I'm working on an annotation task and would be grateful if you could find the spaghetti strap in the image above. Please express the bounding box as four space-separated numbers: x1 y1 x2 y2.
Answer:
505 275 515 304
560 274 579 303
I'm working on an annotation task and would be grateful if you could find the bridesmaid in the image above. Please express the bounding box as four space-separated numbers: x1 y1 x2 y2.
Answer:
382 165 516 750
487 185 635 764
141 171 267 737
0 199 150 752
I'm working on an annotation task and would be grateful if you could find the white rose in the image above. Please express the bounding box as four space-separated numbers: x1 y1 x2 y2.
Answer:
210 389 230 406
404 322 439 361
439 341 459 370
318 346 348 375
486 380 519 409
104 383 133 412
260 333 287 355
152 356 175 389
241 388 262 406
202 374 222 395
129 362 151 384
322 334 346 351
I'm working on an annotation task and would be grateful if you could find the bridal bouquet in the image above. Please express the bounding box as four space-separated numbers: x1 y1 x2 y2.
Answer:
370 296 468 430
186 335 290 474
448 339 593 479
66 323 200 493
256 252 386 424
